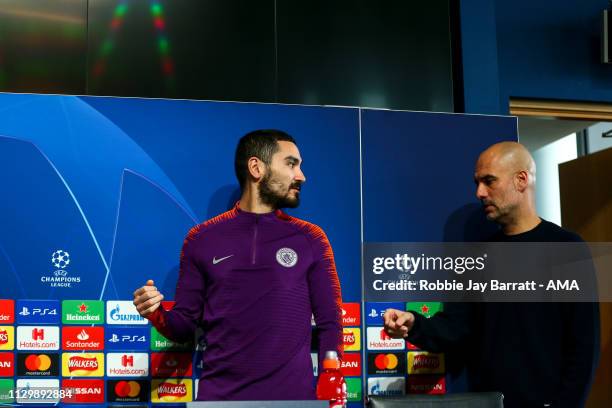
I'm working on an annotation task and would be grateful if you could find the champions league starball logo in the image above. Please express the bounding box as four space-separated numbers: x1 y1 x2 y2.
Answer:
41 249 81 288
51 250 70 270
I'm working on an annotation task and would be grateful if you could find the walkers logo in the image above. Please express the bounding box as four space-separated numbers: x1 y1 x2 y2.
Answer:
62 300 104 324
367 377 405 396
406 375 446 395
16 300 60 325
106 301 147 325
62 379 104 403
62 353 104 377
0 327 14 350
15 379 60 404
366 327 405 350
407 352 445 374
106 327 148 351
339 353 361 377
151 353 193 377
107 353 148 377
0 353 14 376
151 327 193 351
367 352 406 375
406 302 442 319
346 378 362 402
17 353 59 376
151 379 192 403
108 379 149 402
341 303 360 326
0 300 14 324
364 302 404 326
0 379 14 402
62 326 104 350
16 326 59 350
343 328 361 352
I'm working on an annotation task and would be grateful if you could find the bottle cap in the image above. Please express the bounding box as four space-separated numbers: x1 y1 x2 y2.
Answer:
322 350 341 369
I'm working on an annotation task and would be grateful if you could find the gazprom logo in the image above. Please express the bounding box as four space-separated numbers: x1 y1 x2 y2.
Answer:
106 302 147 325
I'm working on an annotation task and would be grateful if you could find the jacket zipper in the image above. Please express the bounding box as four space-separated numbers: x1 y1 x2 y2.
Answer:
251 214 259 264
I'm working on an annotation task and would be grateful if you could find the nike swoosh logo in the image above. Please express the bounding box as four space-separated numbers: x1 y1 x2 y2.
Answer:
212 255 234 265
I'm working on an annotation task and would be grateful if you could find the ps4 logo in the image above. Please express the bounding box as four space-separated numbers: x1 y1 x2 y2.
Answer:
18 307 58 317
368 309 379 318
108 334 146 343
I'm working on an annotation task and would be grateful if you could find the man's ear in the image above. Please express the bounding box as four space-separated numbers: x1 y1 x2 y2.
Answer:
514 170 529 192
247 157 265 182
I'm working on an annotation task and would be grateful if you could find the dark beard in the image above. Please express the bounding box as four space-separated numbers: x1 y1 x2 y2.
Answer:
259 172 301 209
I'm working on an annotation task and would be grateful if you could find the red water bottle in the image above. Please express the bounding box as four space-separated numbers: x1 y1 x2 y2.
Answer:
316 350 347 408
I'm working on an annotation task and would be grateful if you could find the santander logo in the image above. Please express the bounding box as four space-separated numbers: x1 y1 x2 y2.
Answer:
76 330 89 341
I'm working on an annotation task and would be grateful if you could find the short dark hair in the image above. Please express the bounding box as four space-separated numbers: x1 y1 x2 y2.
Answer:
234 129 297 189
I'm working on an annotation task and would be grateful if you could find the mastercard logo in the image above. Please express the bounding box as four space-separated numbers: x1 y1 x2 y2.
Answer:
374 353 399 370
25 354 52 371
115 380 141 398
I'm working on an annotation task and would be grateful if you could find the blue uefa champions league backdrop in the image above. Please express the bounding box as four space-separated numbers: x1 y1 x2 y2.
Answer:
0 93 516 406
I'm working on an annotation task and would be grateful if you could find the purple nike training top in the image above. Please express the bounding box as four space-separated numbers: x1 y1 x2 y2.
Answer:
147 203 343 400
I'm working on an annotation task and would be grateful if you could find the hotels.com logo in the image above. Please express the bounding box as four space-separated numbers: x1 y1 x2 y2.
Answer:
121 355 134 367
32 328 44 341
157 382 187 398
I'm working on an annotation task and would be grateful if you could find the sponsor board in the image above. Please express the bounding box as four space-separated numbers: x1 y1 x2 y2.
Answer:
0 353 14 376
0 300 15 324
62 379 104 403
406 375 446 395
17 353 59 376
407 352 445 374
342 328 361 352
15 378 60 404
62 300 104 324
106 353 148 377
0 379 13 402
0 326 14 350
105 327 148 351
364 302 404 326
151 379 192 403
151 353 193 377
406 302 442 319
367 352 406 375
367 377 406 396
107 379 149 402
62 327 104 350
16 300 60 325
339 353 361 377
16 326 59 350
341 303 360 326
346 378 362 402
310 353 318 376
106 301 147 325
366 327 405 350
150 328 193 351
62 353 104 377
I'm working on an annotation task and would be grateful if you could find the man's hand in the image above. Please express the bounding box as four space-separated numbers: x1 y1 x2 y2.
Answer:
133 279 164 317
383 308 415 338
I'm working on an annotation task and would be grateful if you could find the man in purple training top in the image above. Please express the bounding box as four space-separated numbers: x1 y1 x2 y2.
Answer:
133 129 343 400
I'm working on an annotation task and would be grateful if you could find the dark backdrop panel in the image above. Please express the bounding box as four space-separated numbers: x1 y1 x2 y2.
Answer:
362 110 518 242
86 0 276 101
0 0 87 94
276 1 454 111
